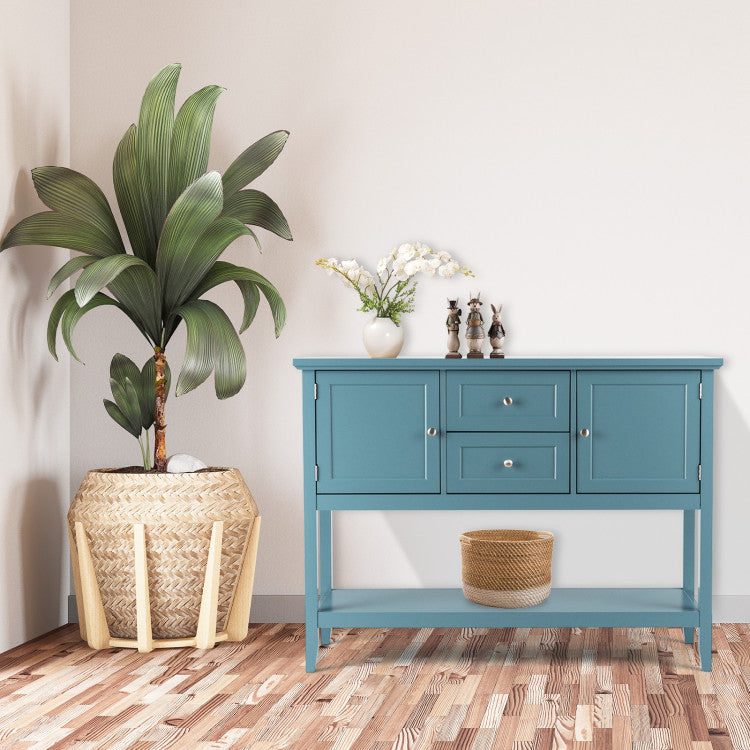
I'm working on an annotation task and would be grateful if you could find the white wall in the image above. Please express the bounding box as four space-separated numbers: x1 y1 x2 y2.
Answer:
69 1 750 606
0 0 70 650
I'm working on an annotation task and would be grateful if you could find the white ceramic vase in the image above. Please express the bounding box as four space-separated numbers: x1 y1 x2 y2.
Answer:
362 316 404 358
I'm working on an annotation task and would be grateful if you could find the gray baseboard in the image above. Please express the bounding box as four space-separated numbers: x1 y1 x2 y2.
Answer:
712 596 750 623
68 594 305 625
67 594 750 627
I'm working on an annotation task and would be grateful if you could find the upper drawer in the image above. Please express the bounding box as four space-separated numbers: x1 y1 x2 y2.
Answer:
446 371 570 431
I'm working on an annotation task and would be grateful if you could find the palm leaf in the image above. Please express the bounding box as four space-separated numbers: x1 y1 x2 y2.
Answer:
156 171 223 309
168 85 224 207
104 398 141 438
31 166 125 250
191 260 284 335
2 212 123 256
47 290 120 361
47 255 98 298
173 299 246 398
222 130 289 197
114 124 153 263
107 265 162 344
221 189 292 240
136 63 181 246
109 376 143 436
110 353 142 390
74 254 155 307
165 217 252 313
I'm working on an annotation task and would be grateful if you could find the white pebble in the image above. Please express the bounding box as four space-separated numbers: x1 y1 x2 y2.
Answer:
166 453 208 473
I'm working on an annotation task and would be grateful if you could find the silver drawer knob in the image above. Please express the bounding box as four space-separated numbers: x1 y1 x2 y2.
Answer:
504 459 513 468
427 427 437 437
503 397 513 406
580 428 590 437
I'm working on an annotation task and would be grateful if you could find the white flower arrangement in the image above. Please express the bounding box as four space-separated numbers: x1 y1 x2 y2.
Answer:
316 242 473 324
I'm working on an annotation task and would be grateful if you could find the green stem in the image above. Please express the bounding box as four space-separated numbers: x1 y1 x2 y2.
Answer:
144 430 152 471
138 435 149 470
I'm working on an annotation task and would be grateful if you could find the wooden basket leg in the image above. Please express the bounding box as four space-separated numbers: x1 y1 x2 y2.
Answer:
74 522 111 650
133 523 154 653
67 525 87 641
196 521 223 649
226 516 262 642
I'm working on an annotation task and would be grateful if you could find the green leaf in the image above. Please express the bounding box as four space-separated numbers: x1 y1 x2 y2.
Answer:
109 376 143 436
47 290 120 361
222 130 289 197
140 356 171 429
60 292 121 363
234 280 260 333
47 290 75 360
136 63 181 245
114 124 154 264
174 299 246 399
191 261 284 335
47 255 98 298
31 167 125 251
221 189 292 240
104 398 141 438
107 264 162 344
2 212 123 256
110 353 141 390
165 217 251 312
156 171 223 309
168 85 224 207
74 254 155 307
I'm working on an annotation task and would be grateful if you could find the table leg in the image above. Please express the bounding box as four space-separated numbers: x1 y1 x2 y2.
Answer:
304 500 319 672
683 509 695 644
319 510 332 646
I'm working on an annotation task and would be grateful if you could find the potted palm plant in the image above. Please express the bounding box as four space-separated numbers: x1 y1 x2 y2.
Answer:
1 64 291 651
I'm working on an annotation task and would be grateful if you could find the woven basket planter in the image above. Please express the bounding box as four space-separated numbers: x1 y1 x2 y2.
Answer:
460 529 554 608
67 468 260 652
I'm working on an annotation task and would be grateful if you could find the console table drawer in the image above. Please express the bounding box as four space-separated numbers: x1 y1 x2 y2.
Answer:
447 433 570 493
447 371 569 431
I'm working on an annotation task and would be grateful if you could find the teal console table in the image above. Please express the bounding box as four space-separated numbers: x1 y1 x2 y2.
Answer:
293 357 722 672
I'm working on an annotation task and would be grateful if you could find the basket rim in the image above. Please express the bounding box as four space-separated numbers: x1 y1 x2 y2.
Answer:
460 529 554 544
85 466 240 476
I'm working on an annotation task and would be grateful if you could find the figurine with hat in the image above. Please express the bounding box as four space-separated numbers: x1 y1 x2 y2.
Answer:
465 292 485 358
445 299 462 358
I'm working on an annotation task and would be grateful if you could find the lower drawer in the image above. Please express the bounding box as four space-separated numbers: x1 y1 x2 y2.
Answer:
447 433 570 493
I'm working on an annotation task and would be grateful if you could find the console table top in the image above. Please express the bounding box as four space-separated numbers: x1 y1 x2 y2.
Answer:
293 356 723 370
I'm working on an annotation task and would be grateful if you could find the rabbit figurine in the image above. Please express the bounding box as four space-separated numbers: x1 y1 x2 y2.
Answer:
488 304 506 358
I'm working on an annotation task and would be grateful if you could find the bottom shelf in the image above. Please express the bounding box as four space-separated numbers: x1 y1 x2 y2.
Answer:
317 588 700 629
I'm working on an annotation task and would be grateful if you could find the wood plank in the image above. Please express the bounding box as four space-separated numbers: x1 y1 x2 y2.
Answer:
0 624 745 748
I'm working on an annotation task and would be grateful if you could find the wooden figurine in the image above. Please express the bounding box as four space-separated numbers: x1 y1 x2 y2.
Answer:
465 293 485 358
489 303 506 358
445 299 462 358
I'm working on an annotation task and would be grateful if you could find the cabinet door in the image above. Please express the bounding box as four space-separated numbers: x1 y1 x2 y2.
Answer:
577 371 701 493
316 371 440 493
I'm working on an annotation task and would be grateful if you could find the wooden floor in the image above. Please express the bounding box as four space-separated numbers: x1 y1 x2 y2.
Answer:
0 624 749 749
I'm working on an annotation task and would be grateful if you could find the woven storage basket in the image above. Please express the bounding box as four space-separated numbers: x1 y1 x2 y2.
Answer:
460 529 554 608
68 468 258 641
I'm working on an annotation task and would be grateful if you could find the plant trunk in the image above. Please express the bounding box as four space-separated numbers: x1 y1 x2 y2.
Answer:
154 347 167 471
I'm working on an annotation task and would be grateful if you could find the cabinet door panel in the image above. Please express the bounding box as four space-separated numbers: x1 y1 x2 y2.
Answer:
577 371 700 493
316 371 440 493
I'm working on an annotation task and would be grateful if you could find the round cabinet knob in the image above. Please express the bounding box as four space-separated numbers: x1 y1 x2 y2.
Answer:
427 427 437 437
579 428 590 438
504 459 513 468
503 397 513 406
